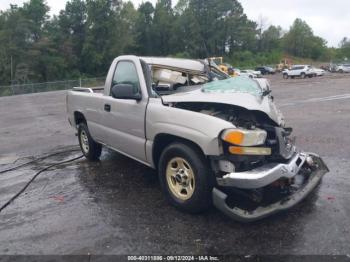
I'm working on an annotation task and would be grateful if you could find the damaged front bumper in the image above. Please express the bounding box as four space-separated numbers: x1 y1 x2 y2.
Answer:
213 153 329 222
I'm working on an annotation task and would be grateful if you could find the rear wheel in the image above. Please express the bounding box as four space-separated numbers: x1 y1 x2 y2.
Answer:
78 123 102 161
301 72 306 79
158 142 214 213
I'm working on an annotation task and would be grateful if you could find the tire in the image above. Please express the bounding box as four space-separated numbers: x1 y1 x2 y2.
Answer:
78 122 102 161
301 72 306 79
158 142 214 213
283 73 289 79
339 69 344 73
291 76 295 79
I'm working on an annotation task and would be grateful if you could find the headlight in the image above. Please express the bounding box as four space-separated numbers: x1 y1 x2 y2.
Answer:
222 128 267 146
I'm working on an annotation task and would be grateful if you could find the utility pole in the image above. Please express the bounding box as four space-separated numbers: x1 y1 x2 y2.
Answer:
10 55 13 83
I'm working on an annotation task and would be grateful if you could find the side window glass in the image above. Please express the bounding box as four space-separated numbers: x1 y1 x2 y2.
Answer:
111 61 140 95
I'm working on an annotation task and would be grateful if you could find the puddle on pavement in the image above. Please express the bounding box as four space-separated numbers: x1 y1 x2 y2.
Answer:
1 147 348 255
0 154 19 165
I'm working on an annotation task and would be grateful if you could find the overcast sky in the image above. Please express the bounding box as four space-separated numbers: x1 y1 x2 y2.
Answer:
1 0 348 47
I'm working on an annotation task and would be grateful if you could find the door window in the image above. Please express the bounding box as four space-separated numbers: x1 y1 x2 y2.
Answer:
111 61 140 95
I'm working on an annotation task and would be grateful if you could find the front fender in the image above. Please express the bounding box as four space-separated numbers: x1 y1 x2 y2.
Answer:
146 98 234 156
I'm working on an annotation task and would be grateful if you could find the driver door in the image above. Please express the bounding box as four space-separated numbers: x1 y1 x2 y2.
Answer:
102 60 148 163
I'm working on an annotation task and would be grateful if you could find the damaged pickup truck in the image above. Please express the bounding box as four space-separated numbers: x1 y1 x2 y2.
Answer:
66 55 329 222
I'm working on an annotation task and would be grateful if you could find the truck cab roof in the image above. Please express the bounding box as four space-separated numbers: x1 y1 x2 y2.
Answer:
140 56 206 73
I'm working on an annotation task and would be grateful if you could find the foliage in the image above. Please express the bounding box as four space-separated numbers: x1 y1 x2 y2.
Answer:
0 0 345 85
337 37 350 61
282 18 328 60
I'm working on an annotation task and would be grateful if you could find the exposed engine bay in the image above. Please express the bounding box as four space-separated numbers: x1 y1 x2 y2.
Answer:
173 102 277 128
172 101 295 165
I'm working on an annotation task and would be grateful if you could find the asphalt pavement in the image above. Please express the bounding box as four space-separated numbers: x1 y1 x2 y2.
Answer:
0 73 350 256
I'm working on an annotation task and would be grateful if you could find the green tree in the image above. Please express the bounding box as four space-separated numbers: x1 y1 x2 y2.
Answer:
0 5 32 84
0 0 341 86
57 0 87 73
116 1 138 54
134 2 154 55
261 25 282 52
223 0 257 55
152 0 174 56
175 0 256 58
282 18 327 60
338 37 350 60
81 0 121 75
22 0 50 42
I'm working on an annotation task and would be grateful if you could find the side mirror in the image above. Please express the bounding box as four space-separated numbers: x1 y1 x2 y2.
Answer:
262 89 272 96
111 84 142 101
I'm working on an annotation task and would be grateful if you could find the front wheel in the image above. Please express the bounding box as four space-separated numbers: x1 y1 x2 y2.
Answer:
301 72 306 78
78 123 102 161
283 73 289 79
158 142 214 213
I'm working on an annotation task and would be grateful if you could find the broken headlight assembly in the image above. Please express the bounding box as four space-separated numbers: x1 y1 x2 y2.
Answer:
221 128 271 156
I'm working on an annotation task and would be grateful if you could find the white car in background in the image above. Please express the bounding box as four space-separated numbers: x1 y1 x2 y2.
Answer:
282 65 315 79
241 69 262 78
312 67 325 76
336 64 350 73
237 69 262 79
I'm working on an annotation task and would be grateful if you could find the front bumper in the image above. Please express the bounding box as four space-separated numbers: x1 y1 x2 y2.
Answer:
213 153 329 222
217 152 308 189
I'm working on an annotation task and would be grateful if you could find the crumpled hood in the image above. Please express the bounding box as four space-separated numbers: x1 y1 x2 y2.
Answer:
162 88 285 126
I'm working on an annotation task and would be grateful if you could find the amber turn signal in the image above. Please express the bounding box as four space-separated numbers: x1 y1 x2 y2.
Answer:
224 131 244 145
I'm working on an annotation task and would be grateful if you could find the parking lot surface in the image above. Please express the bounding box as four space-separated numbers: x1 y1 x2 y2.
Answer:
0 73 350 255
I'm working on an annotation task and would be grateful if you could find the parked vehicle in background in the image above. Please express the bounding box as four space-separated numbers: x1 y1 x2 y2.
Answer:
329 63 339 72
276 58 293 72
255 66 276 75
320 65 331 72
312 67 325 76
67 55 328 222
335 64 350 73
208 57 238 77
282 65 315 79
236 70 256 79
241 69 262 78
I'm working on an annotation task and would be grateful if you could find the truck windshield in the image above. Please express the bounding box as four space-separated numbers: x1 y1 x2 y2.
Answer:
202 76 262 96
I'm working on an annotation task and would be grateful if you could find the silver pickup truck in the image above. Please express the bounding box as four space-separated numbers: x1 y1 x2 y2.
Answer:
67 55 329 222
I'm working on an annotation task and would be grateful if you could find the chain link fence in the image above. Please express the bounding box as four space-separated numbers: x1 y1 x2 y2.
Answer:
0 77 105 97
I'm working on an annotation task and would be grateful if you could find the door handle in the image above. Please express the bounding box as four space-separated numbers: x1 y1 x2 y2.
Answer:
104 104 111 112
